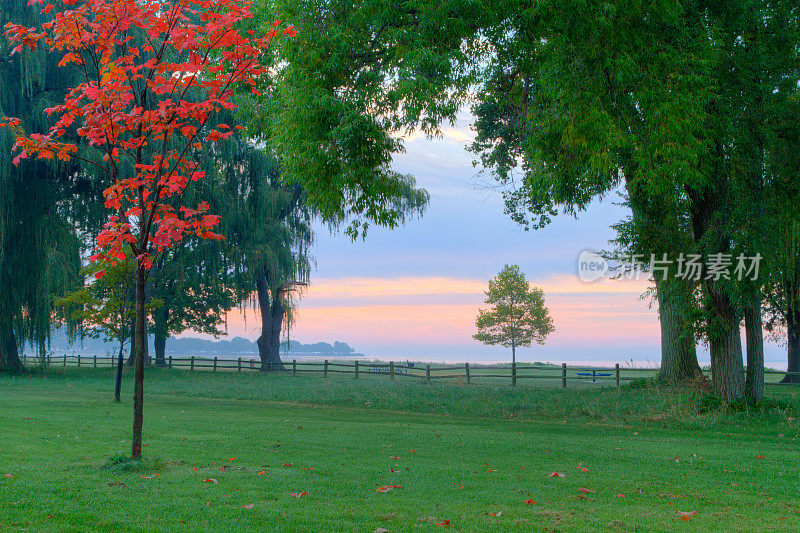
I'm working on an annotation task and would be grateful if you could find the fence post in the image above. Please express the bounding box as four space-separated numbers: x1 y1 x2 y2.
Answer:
77 354 81 368
324 359 328 378
561 363 567 388
390 361 395 380
354 360 359 379
426 364 431 384
465 362 470 384
63 354 67 367
213 357 218 372
615 363 620 387
511 362 517 386
190 356 195 371
168 356 173 369
292 359 297 376
237 357 242 373
93 355 97 368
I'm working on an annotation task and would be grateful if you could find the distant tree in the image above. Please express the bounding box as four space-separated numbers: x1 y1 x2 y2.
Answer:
56 260 151 401
473 265 554 364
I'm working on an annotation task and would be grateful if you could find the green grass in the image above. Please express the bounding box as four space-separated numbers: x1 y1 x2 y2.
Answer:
2 369 800 531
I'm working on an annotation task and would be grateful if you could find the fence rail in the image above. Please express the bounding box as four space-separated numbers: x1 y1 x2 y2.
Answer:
19 354 800 388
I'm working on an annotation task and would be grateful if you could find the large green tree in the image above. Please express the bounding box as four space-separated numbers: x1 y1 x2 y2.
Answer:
0 0 92 374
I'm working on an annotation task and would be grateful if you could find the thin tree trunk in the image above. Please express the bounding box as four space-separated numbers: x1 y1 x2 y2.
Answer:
153 306 168 367
0 321 23 374
255 270 285 372
127 318 149 366
707 283 745 402
745 295 764 402
131 265 146 460
656 279 701 383
511 340 516 366
114 329 125 402
781 304 800 384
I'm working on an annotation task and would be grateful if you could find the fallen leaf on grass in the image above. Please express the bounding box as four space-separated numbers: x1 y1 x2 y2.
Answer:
4 474 13 478
282 463 293 467
678 511 697 521
257 471 267 475
376 485 402 493
549 472 564 478
578 487 595 493
243 504 254 509
524 499 536 505
436 519 453 527
139 474 158 479
203 478 218 484
491 511 502 517
291 492 308 498
614 494 625 498
488 468 496 473
390 456 402 460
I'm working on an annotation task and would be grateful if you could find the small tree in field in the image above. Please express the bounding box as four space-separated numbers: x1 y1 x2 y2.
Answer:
2 0 294 459
473 265 554 364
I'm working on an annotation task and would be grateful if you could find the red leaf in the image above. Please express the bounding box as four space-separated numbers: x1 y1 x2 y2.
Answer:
549 472 564 478
524 499 536 505
290 492 307 498
203 479 218 483
436 519 453 527
376 485 402 493
578 487 595 493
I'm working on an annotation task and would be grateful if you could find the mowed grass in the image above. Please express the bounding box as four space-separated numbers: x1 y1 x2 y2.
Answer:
2 369 800 531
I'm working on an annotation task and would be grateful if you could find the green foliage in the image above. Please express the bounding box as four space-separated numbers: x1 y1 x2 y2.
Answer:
56 261 137 346
473 264 554 350
246 0 489 236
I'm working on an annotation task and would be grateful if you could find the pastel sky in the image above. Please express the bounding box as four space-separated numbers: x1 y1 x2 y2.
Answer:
217 114 787 367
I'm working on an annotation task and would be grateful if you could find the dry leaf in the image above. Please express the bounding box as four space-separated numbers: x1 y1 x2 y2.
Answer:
291 491 308 498
376 485 402 493
436 519 453 527
243 504 254 509
524 499 536 505
203 478 218 483
578 487 595 493
549 472 564 478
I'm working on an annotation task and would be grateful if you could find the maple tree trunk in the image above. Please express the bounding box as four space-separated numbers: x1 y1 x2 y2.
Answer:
656 279 701 383
255 271 285 372
780 304 800 384
153 306 168 367
744 295 764 402
0 320 23 375
706 282 745 402
131 265 146 460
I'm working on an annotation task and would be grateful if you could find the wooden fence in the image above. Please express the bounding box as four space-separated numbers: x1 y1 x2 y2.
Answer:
19 354 800 388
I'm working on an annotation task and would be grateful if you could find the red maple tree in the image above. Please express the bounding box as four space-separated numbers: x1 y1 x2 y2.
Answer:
2 0 294 458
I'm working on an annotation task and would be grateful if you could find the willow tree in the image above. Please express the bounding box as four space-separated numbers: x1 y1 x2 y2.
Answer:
0 0 88 373
189 133 312 372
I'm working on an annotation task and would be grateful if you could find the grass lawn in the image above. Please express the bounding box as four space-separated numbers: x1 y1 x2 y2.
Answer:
2 369 800 531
